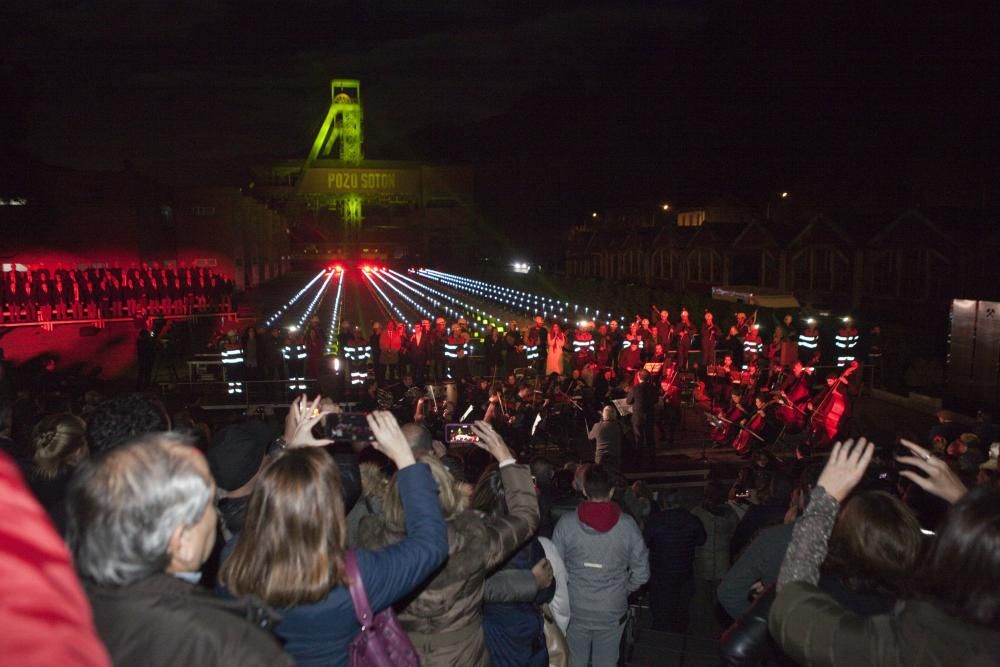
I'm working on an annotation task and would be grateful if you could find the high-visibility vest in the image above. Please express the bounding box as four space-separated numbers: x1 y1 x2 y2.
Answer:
524 343 539 361
743 338 763 355
444 340 469 359
798 331 820 351
835 329 859 366
221 347 243 365
344 345 372 363
572 337 595 354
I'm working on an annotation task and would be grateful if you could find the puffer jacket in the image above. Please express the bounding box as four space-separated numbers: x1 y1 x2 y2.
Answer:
357 463 539 667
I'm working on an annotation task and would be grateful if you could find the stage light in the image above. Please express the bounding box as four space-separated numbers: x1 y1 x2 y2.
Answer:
288 325 298 331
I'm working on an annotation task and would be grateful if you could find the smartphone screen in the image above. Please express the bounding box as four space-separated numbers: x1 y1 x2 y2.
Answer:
325 412 375 443
445 423 480 445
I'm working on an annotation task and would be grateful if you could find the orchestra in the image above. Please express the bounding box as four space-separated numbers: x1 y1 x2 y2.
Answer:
331 307 863 462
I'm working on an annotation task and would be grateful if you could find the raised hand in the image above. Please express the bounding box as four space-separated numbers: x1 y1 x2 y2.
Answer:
284 394 334 448
471 420 514 463
897 439 968 504
366 410 416 469
816 438 874 502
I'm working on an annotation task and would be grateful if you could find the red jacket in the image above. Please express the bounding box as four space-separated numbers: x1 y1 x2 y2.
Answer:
0 452 111 667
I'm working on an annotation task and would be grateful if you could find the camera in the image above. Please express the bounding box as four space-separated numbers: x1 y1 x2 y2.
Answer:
325 412 375 444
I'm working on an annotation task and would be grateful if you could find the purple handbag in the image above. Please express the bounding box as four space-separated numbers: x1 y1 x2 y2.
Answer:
344 550 421 667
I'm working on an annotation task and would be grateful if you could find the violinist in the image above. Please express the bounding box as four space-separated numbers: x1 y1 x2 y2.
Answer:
657 362 681 447
711 353 738 405
674 309 695 371
652 306 673 355
701 310 721 367
728 312 749 369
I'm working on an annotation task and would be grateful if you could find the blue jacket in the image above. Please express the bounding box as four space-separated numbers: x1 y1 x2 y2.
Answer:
277 462 448 667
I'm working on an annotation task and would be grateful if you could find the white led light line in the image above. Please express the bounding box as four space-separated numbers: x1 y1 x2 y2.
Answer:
265 270 326 327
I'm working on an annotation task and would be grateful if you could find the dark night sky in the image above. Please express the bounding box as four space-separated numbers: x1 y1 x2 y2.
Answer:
2 1 997 234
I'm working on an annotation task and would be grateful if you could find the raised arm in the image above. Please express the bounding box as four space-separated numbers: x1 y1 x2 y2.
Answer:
473 421 541 571
355 412 447 612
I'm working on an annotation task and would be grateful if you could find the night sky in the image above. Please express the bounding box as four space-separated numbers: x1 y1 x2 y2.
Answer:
2 1 997 237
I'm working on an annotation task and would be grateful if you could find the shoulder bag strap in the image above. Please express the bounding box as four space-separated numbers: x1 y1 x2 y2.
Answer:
344 550 375 630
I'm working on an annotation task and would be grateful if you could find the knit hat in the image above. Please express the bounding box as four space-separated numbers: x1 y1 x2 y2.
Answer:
206 420 279 491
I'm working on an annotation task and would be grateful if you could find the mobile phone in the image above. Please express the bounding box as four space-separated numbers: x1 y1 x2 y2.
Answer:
325 412 375 443
445 423 481 445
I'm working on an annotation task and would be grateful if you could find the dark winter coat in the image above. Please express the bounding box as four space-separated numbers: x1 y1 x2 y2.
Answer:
86 574 293 667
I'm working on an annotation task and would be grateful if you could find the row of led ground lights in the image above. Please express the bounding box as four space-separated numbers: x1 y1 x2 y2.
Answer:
386 269 512 338
354 266 504 339
362 269 411 328
416 269 622 327
294 269 337 331
325 270 346 354
263 270 327 328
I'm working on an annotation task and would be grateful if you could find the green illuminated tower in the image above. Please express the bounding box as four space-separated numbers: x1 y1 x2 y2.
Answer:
306 79 364 227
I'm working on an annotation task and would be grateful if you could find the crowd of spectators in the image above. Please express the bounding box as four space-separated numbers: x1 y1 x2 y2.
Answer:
1 334 999 665
2 263 235 323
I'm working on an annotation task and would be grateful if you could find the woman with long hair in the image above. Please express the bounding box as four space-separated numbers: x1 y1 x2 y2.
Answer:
769 438 1000 665
357 421 540 667
221 409 448 667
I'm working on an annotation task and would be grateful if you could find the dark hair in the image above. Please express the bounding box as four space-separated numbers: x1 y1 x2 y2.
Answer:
530 456 555 485
86 393 170 454
703 480 728 507
917 487 1000 628
221 448 349 606
823 491 923 596
583 464 613 500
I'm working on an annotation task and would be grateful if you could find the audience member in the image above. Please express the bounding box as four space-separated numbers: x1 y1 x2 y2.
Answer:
553 464 649 667
66 433 294 666
0 450 112 667
220 411 449 667
770 439 1000 665
86 392 170 454
26 412 88 533
358 423 540 667
643 490 707 632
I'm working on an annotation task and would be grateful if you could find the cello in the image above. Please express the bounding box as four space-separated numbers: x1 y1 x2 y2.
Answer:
732 396 777 454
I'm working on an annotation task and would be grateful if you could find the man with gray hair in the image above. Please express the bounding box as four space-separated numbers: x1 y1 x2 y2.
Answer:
67 433 293 667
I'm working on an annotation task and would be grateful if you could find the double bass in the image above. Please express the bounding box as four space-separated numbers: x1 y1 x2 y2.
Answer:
805 361 858 447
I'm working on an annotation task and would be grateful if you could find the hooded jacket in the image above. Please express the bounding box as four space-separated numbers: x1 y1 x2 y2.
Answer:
552 500 649 626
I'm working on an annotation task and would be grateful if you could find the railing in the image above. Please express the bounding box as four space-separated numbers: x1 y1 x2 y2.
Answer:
1 310 241 331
